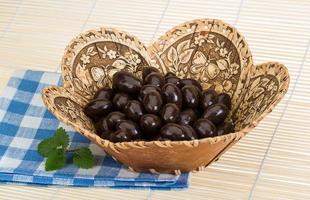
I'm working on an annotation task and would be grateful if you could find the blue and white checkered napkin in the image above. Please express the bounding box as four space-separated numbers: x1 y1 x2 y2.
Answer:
0 70 189 190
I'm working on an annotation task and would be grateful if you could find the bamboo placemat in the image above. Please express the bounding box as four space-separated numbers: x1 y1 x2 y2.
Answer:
0 0 309 199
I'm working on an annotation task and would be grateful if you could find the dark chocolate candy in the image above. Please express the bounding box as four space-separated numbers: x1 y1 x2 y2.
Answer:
94 88 114 100
160 103 180 123
106 111 126 130
84 99 113 119
179 78 202 91
162 83 182 107
160 123 186 141
142 91 163 114
140 114 162 138
116 120 141 139
179 109 197 125
194 118 217 138
143 72 165 88
112 71 142 94
202 103 228 125
181 124 198 140
217 121 235 136
140 85 161 98
217 93 232 109
182 85 201 108
200 89 217 110
110 130 132 142
142 67 160 80
112 93 131 111
124 100 145 122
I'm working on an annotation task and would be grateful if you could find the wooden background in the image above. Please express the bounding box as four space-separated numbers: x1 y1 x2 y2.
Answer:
0 0 310 199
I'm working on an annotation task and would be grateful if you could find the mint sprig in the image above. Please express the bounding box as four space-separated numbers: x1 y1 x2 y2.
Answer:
45 148 66 171
37 128 94 171
73 147 94 169
53 127 69 149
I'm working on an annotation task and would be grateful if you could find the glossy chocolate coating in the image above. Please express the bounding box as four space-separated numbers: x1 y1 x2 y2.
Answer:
179 109 197 125
202 103 229 125
140 114 162 137
86 68 235 142
110 130 132 142
94 88 114 100
112 71 142 94
182 85 201 108
106 111 126 130
200 89 217 110
142 91 163 114
160 123 186 141
160 103 180 123
162 83 182 107
96 117 110 133
152 135 167 141
165 72 176 78
217 121 235 136
143 72 165 88
142 67 159 80
137 95 143 102
179 78 203 91
100 131 111 140
217 93 232 109
124 100 145 121
112 93 131 111
193 108 204 118
84 99 113 119
194 118 217 138
140 85 161 98
165 76 181 87
116 120 141 139
181 124 198 140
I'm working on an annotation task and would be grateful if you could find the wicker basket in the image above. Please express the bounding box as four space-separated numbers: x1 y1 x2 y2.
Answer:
42 19 289 174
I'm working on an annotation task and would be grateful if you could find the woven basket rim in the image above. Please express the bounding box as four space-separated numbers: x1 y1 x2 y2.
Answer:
149 18 252 54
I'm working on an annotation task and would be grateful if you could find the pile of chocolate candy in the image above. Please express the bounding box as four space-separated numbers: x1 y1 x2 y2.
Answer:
84 67 234 142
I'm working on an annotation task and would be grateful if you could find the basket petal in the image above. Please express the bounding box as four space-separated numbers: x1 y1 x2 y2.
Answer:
148 19 253 113
61 28 152 101
42 86 97 136
232 62 290 131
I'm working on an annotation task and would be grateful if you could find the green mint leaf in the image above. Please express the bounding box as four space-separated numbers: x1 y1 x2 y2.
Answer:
45 148 66 171
73 147 94 169
37 138 57 157
38 127 95 171
54 127 69 150
37 127 69 157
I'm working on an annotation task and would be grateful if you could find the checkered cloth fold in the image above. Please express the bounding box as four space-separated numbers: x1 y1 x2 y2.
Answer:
0 70 189 190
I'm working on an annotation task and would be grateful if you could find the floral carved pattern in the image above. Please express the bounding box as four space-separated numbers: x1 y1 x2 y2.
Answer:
232 63 289 130
71 42 148 101
234 75 278 129
61 28 152 104
159 32 240 97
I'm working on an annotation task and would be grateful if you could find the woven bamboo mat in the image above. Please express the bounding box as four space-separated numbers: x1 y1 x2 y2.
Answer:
0 0 309 199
